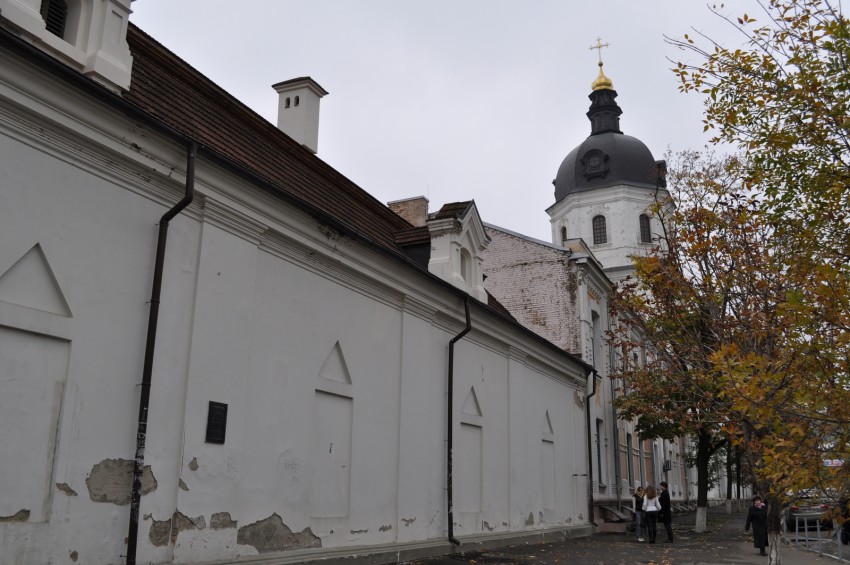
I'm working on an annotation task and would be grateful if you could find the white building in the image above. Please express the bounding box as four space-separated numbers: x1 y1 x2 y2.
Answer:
0 3 593 564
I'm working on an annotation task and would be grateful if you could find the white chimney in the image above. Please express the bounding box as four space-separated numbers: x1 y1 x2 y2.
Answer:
272 77 328 154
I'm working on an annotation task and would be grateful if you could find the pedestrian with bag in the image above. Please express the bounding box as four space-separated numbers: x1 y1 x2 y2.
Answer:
632 485 645 542
643 485 661 543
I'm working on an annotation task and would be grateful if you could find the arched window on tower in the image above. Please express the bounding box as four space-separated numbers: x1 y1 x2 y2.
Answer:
592 215 607 245
639 214 652 243
560 226 567 245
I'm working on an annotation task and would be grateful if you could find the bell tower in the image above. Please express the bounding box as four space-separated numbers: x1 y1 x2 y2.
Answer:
546 41 669 284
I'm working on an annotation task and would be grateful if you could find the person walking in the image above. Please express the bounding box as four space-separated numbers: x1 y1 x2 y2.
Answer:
745 495 768 556
659 481 674 543
632 486 645 542
643 485 661 543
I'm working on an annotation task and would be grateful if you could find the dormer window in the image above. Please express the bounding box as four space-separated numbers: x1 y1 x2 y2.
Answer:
6 0 134 92
425 201 490 302
41 0 68 38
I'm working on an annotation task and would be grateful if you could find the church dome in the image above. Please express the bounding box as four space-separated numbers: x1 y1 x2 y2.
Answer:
553 64 663 202
553 132 659 201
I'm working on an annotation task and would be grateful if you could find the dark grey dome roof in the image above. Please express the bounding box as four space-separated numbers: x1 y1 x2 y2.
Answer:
553 83 664 203
553 132 660 201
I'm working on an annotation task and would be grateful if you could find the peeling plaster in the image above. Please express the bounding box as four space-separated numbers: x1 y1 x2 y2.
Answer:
211 512 237 529
149 519 171 547
148 511 206 547
69 551 78 562
56 483 78 496
0 509 30 522
237 514 321 553
188 457 199 472
525 512 534 526
178 478 189 491
350 529 368 534
379 524 392 532
86 459 157 505
482 521 494 532
401 517 416 527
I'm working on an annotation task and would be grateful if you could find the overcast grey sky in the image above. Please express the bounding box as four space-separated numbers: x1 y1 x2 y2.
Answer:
130 1 751 242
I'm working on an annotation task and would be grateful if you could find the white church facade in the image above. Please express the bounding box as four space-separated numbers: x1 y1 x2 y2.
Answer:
0 3 594 564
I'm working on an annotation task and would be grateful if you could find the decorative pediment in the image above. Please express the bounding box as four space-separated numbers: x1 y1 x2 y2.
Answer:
0 243 71 317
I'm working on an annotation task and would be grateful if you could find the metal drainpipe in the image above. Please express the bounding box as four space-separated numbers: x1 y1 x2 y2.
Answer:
126 141 197 565
447 296 471 546
610 369 623 507
586 369 599 528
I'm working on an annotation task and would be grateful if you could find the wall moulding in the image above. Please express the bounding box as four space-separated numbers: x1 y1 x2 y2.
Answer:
259 230 405 311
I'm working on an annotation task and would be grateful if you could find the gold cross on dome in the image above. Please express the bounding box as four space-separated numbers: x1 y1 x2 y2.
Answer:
589 37 610 64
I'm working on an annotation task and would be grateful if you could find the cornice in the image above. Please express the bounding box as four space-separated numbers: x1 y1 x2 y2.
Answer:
201 199 267 245
259 229 405 311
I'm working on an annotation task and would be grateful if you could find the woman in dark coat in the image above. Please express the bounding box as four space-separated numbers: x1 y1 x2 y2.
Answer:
745 495 769 555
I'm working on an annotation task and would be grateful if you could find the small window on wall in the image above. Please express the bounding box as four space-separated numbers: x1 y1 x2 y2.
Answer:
592 215 607 245
639 214 652 243
285 97 291 108
205 402 228 444
41 0 68 38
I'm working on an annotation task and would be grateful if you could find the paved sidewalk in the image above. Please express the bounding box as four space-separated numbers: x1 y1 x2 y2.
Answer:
405 506 835 564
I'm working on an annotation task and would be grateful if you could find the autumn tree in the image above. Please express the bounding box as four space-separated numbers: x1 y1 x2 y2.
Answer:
661 1 850 557
609 150 758 533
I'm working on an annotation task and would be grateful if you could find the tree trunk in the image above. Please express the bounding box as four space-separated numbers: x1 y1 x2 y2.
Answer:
767 494 783 564
767 530 782 564
695 505 708 532
735 446 742 511
694 429 712 532
725 446 733 513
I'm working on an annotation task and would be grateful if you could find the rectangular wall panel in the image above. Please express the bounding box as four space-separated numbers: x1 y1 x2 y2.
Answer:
0 326 69 522
311 390 353 518
457 423 482 513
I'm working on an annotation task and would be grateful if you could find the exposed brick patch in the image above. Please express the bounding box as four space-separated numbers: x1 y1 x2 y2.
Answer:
483 228 582 354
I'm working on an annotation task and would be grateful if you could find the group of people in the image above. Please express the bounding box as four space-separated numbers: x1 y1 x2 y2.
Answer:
631 481 674 543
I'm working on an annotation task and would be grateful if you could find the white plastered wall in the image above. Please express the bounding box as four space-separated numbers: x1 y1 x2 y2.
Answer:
0 51 591 565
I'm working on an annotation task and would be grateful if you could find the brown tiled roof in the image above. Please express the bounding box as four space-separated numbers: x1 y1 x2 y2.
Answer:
487 293 518 322
102 24 586 370
123 24 412 253
432 201 473 220
393 226 431 246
